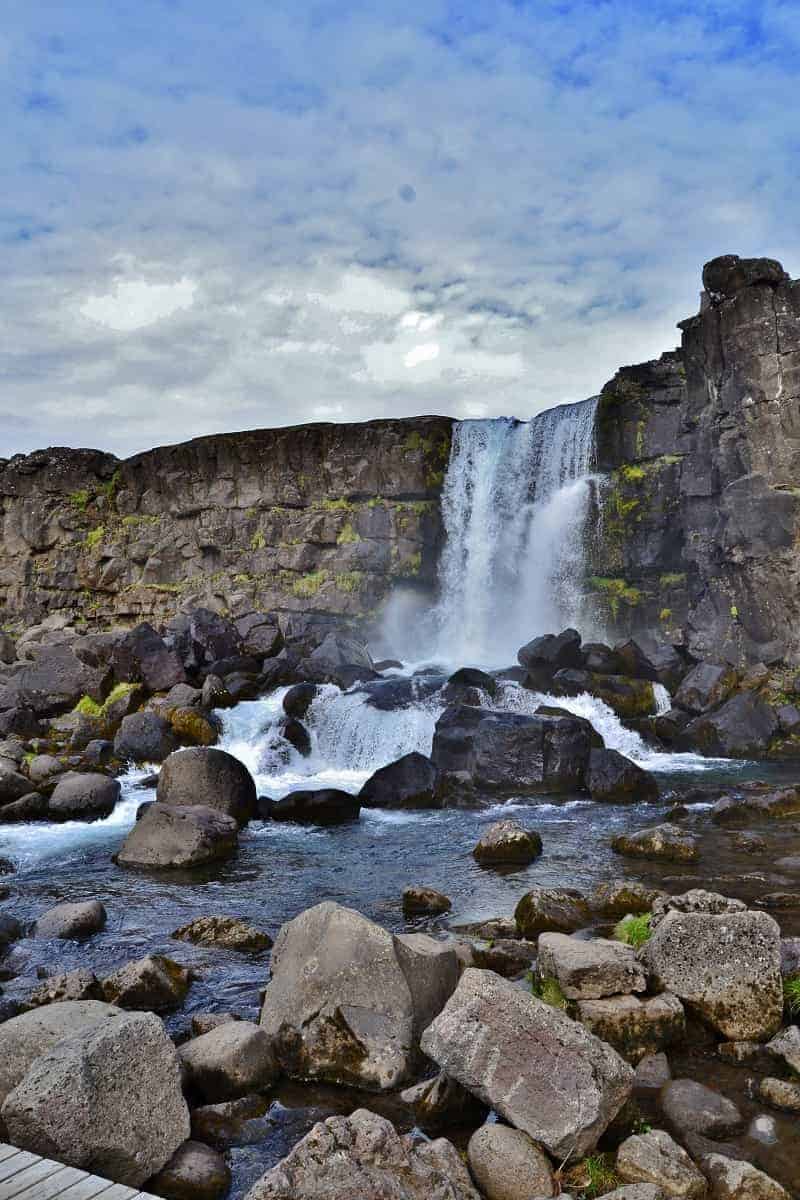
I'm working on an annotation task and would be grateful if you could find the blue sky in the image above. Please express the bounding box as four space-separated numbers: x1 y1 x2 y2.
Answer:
2 1 799 456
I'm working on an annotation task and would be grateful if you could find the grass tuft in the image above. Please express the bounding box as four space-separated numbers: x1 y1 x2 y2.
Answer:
563 1152 621 1198
784 975 800 1016
613 912 652 949
530 974 569 1010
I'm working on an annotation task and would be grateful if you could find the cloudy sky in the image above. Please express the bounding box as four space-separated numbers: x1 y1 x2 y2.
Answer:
3 1 799 458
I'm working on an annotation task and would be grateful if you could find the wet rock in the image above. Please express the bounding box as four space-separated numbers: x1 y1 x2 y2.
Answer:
515 886 591 937
661 1079 744 1141
189 1094 269 1148
518 628 583 672
420 967 633 1159
442 667 497 705
1 1010 189 1187
537 933 646 999
35 899 107 939
280 718 310 756
149 1139 231 1200
552 670 656 720
467 1123 556 1200
116 803 239 869
766 1024 800 1072
297 633 374 686
268 788 360 824
431 704 592 794
616 1129 707 1199
674 662 738 714
472 938 538 978
0 915 23 949
0 764 35 806
0 999 122 1110
650 890 746 930
701 1154 791 1200
473 819 542 865
115 711 179 763
172 916 272 952
758 1077 800 1112
680 692 779 758
590 880 664 917
101 954 191 1012
717 1040 772 1068
168 707 219 747
0 644 109 717
612 824 699 863
359 752 442 809
47 771 121 820
642 909 783 1040
781 936 800 975
634 1052 671 1092
179 1021 279 1102
582 643 624 674
168 609 242 673
27 969 103 1007
615 635 687 690
260 901 458 1090
112 622 187 692
577 994 685 1064
201 675 233 710
157 747 257 826
282 683 318 720
244 1108 480 1200
711 788 800 824
402 886 451 916
587 749 659 804
400 1072 488 1133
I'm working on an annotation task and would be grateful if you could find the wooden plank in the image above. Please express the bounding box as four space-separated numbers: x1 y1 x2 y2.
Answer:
0 1160 65 1199
93 1187 139 1200
0 1148 161 1200
0 1151 20 1166
52 1178 117 1200
0 1155 40 1186
9 1166 86 1200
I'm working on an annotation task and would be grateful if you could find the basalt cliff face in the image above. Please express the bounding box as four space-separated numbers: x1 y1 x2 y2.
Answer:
592 254 800 668
0 418 452 631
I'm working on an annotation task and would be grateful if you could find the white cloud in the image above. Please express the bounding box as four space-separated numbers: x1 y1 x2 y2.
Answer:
80 276 198 332
404 342 440 368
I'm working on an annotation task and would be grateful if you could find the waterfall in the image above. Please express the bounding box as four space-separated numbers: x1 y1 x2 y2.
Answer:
432 398 600 666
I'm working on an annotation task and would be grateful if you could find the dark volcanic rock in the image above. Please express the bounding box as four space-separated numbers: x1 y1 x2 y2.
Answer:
157 747 257 826
0 645 109 717
112 622 187 691
268 788 360 825
359 752 442 809
282 683 318 720
517 628 583 672
116 804 239 869
679 691 779 757
674 661 738 714
47 772 121 821
552 670 656 720
115 711 179 763
587 748 659 805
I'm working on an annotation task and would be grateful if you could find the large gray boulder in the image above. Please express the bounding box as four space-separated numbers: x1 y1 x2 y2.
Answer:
157 747 256 825
701 1153 791 1200
674 661 737 714
642 908 783 1040
680 691 780 758
473 819 542 865
116 803 239 869
259 901 458 1091
1 1011 190 1186
537 933 646 999
616 1130 707 1199
0 644 108 717
112 622 187 692
359 752 442 809
35 899 107 939
244 1108 480 1200
576 993 685 1064
101 954 191 1012
587 748 659 805
114 711 179 763
431 704 592 794
612 823 699 863
420 968 633 1159
661 1078 743 1141
179 1021 279 1101
467 1124 556 1200
515 886 591 937
0 1000 121 1110
47 772 121 820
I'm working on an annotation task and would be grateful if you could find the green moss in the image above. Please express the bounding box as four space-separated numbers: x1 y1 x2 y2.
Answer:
730 605 740 620
530 975 569 1010
69 489 91 511
335 570 364 594
336 521 360 545
659 608 672 621
144 582 183 594
564 1152 622 1199
244 506 258 518
73 695 102 717
367 496 385 508
426 467 445 489
250 531 266 551
121 513 159 526
98 470 121 502
402 431 430 453
784 976 800 1016
589 576 642 620
620 464 645 483
613 913 652 949
659 572 686 587
292 570 327 598
103 682 138 709
318 497 353 512
85 525 105 549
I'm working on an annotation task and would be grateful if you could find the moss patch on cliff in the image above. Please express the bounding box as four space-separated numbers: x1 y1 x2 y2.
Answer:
292 570 327 598
589 576 643 620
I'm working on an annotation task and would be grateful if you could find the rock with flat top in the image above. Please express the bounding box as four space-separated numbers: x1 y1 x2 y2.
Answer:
661 1078 743 1140
101 954 191 1012
766 1024 800 1072
577 993 685 1064
179 1021 279 1101
537 932 646 999
473 820 542 865
149 1140 231 1200
612 824 699 863
116 803 239 869
515 886 590 937
35 899 107 940
758 1077 800 1112
701 1153 791 1200
616 1129 707 1199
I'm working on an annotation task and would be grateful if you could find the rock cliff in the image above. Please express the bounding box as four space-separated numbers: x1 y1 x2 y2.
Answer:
592 254 800 667
0 418 452 630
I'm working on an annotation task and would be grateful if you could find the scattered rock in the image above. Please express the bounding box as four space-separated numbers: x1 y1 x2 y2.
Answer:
400 1072 487 1133
650 890 746 930
171 916 272 951
281 683 318 720
758 1077 800 1112
472 938 537 978
576 993 685 1065
674 662 738 714
268 788 360 824
402 886 451 916
472 819 542 866
112 622 187 692
420 967 633 1159
0 914 23 948
359 752 442 809
587 748 659 804
35 899 107 940
538 933 646 999
157 747 256 826
149 1139 231 1200
712 789 800 825
116 803 239 869
766 1024 800 1072
169 707 219 747
280 718 310 756
115 711 179 763
616 1129 707 1199
518 629 583 672
190 1013 240 1037
515 887 591 937
101 954 191 1012
612 824 699 863
467 1123 556 1200
179 1021 279 1101
680 692 779 759
1 1010 190 1187
0 1000 121 1108
590 880 663 917
27 969 103 1007
702 1153 791 1200
48 772 121 821
661 1078 744 1141
634 1052 672 1092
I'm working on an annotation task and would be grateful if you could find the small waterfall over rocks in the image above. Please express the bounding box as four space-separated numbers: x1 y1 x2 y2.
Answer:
432 398 601 667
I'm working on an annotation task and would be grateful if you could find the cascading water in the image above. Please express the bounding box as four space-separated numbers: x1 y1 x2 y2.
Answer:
432 399 600 666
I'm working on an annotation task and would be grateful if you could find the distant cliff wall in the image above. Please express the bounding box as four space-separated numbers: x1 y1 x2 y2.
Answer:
0 417 452 630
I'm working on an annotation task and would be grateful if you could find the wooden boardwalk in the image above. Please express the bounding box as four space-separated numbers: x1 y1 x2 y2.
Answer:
0 1145 160 1200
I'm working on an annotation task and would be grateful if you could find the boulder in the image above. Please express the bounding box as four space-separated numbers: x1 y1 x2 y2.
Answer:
590 880 664 917
0 1000 121 1109
268 788 360 825
758 1077 800 1112
650 890 746 930
156 747 256 826
420 968 633 1159
168 707 219 747
168 609 242 672
28 969 103 1007
101 954 191 1012
576 993 685 1064
467 1123 556 1200
766 1025 800 1073
359 752 442 809
442 667 497 705
0 765 35 806
0 645 109 717
112 622 187 692
703 253 788 297
472 938 537 978
243 1108 480 1200
711 788 800 824
642 909 783 1040
402 886 451 916
47 772 121 821
551 670 656 720
582 643 624 674
615 635 686 690
0 913 22 948
201 674 233 710
537 933 646 999
149 1140 231 1200
239 617 282 660
179 1021 279 1101
282 683 318 720
701 1154 791 1200
472 819 542 865
298 633 374 686
116 803 239 869
612 824 699 862
1 1010 190 1187
515 886 591 937
400 1072 488 1133
661 1079 743 1141
259 901 458 1090
35 899 107 939
171 915 272 951
0 791 49 823
587 749 659 805
616 1130 707 1199
674 662 738 714
115 711 179 763
280 718 310 756
680 692 779 758
431 704 592 794
518 628 583 672
634 1052 672 1092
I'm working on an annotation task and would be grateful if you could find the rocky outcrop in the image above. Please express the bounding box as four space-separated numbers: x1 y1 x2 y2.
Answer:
0 418 452 629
